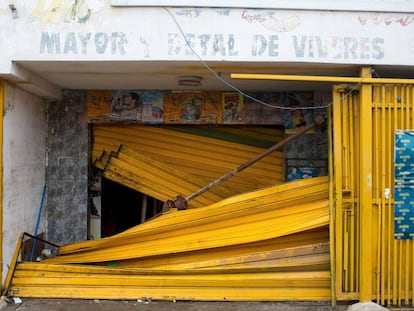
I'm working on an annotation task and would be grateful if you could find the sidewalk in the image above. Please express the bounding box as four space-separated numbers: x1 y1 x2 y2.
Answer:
2 298 352 311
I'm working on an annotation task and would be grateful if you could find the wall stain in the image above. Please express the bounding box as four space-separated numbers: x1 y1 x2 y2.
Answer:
358 13 414 26
241 10 300 32
32 0 91 24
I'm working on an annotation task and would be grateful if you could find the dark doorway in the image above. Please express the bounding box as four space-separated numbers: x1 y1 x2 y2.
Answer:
101 177 163 237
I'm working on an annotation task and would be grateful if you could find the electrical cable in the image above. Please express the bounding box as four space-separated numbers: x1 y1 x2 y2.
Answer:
164 7 372 111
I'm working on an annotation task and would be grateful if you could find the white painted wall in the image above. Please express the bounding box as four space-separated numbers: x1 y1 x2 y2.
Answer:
2 83 46 282
0 2 413 66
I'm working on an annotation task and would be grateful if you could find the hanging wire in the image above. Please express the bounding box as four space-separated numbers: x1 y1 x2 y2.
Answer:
164 7 372 111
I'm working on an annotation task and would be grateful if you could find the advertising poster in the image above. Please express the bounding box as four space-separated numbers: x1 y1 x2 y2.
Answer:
394 130 414 240
163 92 181 124
86 90 112 123
164 92 220 124
200 91 222 124
222 92 245 124
282 92 314 134
142 91 164 124
180 93 203 123
287 167 318 181
109 90 142 122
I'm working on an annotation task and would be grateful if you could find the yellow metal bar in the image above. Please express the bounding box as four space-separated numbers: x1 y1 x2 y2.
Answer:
392 86 398 306
381 86 395 305
411 86 414 307
0 81 3 293
348 93 356 195
230 73 414 84
332 85 344 299
358 67 373 302
2 232 24 295
378 86 386 306
396 86 403 307
372 87 380 303
348 92 357 294
328 104 336 307
342 95 350 190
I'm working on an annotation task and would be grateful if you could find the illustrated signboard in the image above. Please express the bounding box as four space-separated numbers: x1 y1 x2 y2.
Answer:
87 90 142 123
142 91 164 124
222 92 245 124
87 90 112 123
394 130 414 240
109 90 142 122
163 92 222 124
87 90 318 126
200 91 222 124
163 92 202 124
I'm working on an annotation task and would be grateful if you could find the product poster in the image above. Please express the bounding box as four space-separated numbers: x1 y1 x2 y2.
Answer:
180 93 203 123
86 90 112 123
162 92 178 123
142 91 164 124
200 91 222 124
163 92 202 124
222 92 244 124
287 167 318 181
394 130 414 240
109 90 142 122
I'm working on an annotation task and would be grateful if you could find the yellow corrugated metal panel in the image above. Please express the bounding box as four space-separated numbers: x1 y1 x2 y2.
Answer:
12 266 331 289
92 125 284 193
10 262 331 300
99 146 233 207
46 177 329 263
6 122 333 301
116 227 329 269
7 177 331 301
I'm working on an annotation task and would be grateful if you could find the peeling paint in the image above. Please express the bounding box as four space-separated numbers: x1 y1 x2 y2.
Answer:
358 13 414 26
242 10 301 32
32 0 91 24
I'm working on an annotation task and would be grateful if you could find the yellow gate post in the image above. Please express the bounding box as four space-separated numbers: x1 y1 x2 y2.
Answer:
359 67 374 302
0 81 3 291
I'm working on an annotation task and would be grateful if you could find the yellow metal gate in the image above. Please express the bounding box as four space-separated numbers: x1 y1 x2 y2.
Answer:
0 81 3 285
333 82 414 306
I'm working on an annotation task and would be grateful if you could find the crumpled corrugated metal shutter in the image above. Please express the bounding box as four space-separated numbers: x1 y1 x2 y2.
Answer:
92 125 284 197
8 177 330 301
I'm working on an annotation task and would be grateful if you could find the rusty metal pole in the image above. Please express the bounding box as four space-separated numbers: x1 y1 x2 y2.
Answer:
174 121 319 209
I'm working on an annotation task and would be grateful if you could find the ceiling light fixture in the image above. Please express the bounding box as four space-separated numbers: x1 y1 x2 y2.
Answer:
177 76 202 87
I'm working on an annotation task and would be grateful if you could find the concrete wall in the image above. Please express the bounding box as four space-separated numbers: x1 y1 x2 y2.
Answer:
2 83 46 280
45 90 88 245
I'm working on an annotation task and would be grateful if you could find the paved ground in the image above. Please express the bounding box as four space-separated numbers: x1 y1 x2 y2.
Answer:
1 298 353 311
2 298 414 310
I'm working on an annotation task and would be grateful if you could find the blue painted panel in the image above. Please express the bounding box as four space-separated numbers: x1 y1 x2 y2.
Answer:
394 130 414 240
